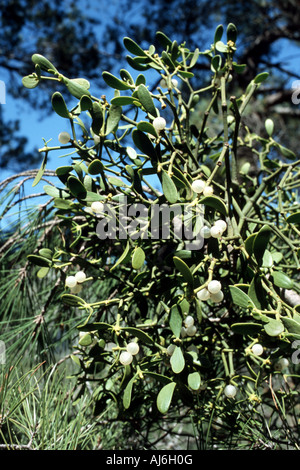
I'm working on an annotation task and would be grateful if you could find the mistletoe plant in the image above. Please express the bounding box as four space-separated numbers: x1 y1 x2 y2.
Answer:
22 24 300 447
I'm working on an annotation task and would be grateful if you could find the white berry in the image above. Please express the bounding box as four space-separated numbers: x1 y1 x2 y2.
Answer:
126 342 140 356
70 284 82 294
171 78 178 87
200 226 212 239
160 78 168 88
214 219 227 232
153 116 166 132
191 179 206 194
75 271 86 283
251 343 264 356
203 185 214 197
58 131 71 144
224 384 237 398
210 225 223 238
180 326 187 338
210 290 224 303
65 275 77 288
207 280 222 294
91 201 104 214
197 288 210 301
184 315 194 328
186 325 197 337
119 351 133 366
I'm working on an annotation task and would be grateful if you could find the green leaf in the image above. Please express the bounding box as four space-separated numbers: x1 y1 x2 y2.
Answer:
78 333 93 347
254 72 269 84
215 41 228 53
232 62 246 74
22 74 40 89
43 185 69 199
156 31 173 49
110 96 139 106
121 327 153 344
32 152 48 187
170 346 185 374
67 176 87 198
132 246 145 269
108 177 129 188
71 78 90 89
123 37 147 56
173 257 194 287
264 319 284 337
143 372 172 385
37 267 50 279
214 24 224 44
110 241 130 271
38 248 53 259
276 143 296 160
253 225 272 266
27 255 51 267
248 276 268 309
262 249 273 268
169 305 182 339
226 23 237 43
265 118 274 137
187 372 201 391
65 78 91 99
198 196 228 216
211 55 222 72
132 129 157 161
80 94 93 111
229 285 254 309
51 92 70 118
102 71 132 90
123 375 136 409
137 84 158 117
244 233 256 256
88 159 104 175
272 271 294 289
157 382 176 414
105 105 122 135
31 54 58 73
137 121 158 138
287 212 300 224
161 170 178 203
61 294 86 307
53 198 73 210
282 317 300 335
90 102 104 135
126 55 150 71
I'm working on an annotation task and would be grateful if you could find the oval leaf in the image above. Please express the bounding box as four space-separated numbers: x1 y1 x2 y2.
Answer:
132 246 145 269
170 346 185 374
161 171 178 204
173 256 194 287
169 305 182 339
157 382 176 414
102 71 132 90
272 271 294 289
264 319 284 337
51 92 70 118
137 84 158 117
188 372 201 391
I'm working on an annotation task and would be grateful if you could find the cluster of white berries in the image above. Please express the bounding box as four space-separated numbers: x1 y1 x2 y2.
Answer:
65 270 87 293
197 280 224 304
160 78 179 89
152 116 166 133
200 219 227 240
181 315 197 337
119 341 140 365
58 131 71 144
191 179 214 197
